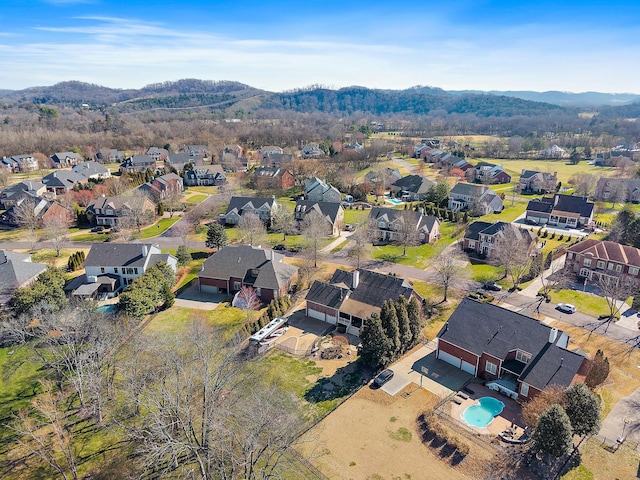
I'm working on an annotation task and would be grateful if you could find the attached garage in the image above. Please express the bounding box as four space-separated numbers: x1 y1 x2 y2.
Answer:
438 350 461 368
461 360 476 375
200 284 218 293
307 307 325 321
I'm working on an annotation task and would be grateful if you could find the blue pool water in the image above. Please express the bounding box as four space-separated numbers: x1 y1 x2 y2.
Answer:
386 198 403 205
97 304 117 314
460 397 504 428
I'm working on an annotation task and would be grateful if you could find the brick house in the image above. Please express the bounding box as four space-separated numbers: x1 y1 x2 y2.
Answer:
251 167 295 191
86 195 156 227
520 170 558 194
305 269 422 336
595 178 640 203
294 200 345 237
448 183 503 215
564 239 640 286
436 298 589 401
198 245 298 302
139 172 184 201
470 162 512 184
525 194 594 228
50 152 83 168
462 221 537 257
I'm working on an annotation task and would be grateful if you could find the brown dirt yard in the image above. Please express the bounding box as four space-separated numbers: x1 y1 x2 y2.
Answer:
300 385 527 480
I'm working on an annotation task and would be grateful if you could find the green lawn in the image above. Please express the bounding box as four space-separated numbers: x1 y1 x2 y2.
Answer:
135 217 181 239
343 209 369 226
465 259 505 283
185 185 218 194
494 158 617 185
70 233 111 242
372 243 437 269
481 200 528 223
546 290 612 318
144 303 248 338
186 194 207 203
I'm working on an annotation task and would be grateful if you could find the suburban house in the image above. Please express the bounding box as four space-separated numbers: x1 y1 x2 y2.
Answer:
72 161 112 180
139 172 184 200
179 144 208 157
470 162 512 184
369 207 440 244
436 298 589 401
68 243 177 298
525 194 594 228
294 200 345 237
183 165 227 186
519 170 558 194
120 155 158 173
540 145 566 159
222 196 279 225
165 153 205 172
260 153 294 168
41 170 88 196
301 144 324 159
305 268 422 336
344 142 364 154
462 221 537 257
50 152 83 168
86 195 156 227
0 181 47 209
390 175 436 201
145 147 169 161
364 168 402 192
94 149 125 164
1 198 74 227
305 177 342 203
564 239 640 286
448 183 503 215
1 157 20 173
218 145 245 170
595 178 640 203
0 250 48 304
3 154 39 172
251 167 295 191
197 245 298 302
439 155 474 173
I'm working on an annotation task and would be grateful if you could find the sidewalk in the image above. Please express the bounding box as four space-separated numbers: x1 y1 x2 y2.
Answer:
519 254 566 298
319 230 354 253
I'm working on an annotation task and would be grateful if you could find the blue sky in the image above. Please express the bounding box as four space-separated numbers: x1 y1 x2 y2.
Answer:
1 0 639 93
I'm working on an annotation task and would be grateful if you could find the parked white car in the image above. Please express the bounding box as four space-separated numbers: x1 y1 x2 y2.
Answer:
556 303 576 314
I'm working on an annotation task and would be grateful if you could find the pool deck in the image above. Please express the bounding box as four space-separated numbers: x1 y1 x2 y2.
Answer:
449 384 526 437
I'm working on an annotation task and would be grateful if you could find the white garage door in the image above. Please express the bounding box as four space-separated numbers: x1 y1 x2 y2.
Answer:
307 307 325 321
325 314 337 325
461 360 476 375
200 284 219 293
438 350 461 368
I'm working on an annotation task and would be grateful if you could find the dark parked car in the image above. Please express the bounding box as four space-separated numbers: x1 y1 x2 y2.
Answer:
483 281 502 291
373 369 394 387
344 224 355 231
273 244 286 251
91 226 104 232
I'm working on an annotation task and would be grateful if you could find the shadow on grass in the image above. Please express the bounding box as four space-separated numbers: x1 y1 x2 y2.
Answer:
377 253 402 263
305 359 370 404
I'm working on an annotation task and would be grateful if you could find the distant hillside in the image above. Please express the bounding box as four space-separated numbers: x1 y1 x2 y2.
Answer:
451 89 640 107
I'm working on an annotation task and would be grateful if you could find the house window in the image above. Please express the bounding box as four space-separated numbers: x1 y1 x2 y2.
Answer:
516 351 532 364
580 268 591 278
134 268 138 274
233 281 241 290
520 383 529 397
583 259 591 267
630 267 639 275
608 263 615 271
616 264 622 273
468 241 475 248
114 268 118 273
378 221 385 228
485 361 497 375
100 267 105 274
256 288 261 296
597 261 605 269
567 252 573 260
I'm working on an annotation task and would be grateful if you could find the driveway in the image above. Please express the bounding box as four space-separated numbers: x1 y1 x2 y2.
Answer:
598 388 640 452
175 284 227 310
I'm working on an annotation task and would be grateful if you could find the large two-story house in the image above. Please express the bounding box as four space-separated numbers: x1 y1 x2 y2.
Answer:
463 221 537 257
50 152 83 168
0 181 47 209
0 250 48 304
304 178 341 203
448 183 503 215
94 149 125 164
595 178 640 203
223 196 279 225
520 170 558 194
139 172 184 200
390 175 436 201
72 161 112 180
41 170 88 196
294 201 344 237
184 165 227 186
525 194 594 228
564 239 640 287
86 195 156 227
305 269 422 336
470 162 511 184
369 207 440 244
251 167 295 191
68 243 177 298
120 155 158 173
198 245 298 302
436 298 589 401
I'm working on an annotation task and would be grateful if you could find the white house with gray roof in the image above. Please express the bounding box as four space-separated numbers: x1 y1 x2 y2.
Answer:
448 182 503 215
223 196 279 225
304 178 341 203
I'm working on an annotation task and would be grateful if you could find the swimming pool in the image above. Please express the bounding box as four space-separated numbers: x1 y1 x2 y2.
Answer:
97 304 117 314
460 397 504 428
386 198 403 206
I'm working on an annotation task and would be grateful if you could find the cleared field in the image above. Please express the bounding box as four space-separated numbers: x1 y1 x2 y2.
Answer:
493 159 616 184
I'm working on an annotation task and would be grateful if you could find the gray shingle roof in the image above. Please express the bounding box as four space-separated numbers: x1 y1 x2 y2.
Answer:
450 182 488 197
295 200 342 224
85 243 156 267
42 170 86 188
226 196 276 215
0 251 48 302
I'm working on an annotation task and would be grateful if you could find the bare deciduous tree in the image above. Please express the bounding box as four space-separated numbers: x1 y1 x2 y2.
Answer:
432 246 465 302
593 273 637 323
238 212 267 246
346 225 372 268
568 172 597 198
42 209 71 257
395 209 421 256
270 206 294 241
491 224 537 289
13 197 41 251
234 285 262 319
301 209 331 268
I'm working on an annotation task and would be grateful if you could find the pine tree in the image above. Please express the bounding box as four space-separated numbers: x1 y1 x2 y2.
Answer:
205 222 228 250
407 297 423 345
395 296 412 353
564 383 601 437
359 313 391 367
532 404 573 457
380 300 401 360
176 245 192 266
585 349 610 389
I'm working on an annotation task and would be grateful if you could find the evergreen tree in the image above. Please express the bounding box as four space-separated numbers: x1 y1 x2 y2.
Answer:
532 404 574 457
585 349 610 389
528 253 543 279
395 296 412 353
359 313 390 367
564 383 601 437
176 245 192 266
544 251 553 269
380 300 401 360
407 297 423 345
205 222 228 250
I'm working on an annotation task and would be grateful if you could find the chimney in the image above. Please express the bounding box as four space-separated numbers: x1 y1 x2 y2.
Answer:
142 245 148 257
549 327 558 344
352 270 360 289
270 249 275 261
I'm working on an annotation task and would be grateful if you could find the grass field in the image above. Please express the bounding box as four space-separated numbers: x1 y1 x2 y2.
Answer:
546 289 612 318
492 158 616 185
135 216 181 239
186 194 207 203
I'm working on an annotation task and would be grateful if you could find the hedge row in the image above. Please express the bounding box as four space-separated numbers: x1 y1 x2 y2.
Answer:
232 295 292 343
67 251 86 271
416 411 470 464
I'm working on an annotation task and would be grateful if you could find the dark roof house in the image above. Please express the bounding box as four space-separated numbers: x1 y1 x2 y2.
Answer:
525 194 594 228
390 175 436 201
0 250 48 304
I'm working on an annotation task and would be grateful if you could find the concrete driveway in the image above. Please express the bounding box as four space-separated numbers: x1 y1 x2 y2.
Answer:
599 388 640 452
175 284 228 310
